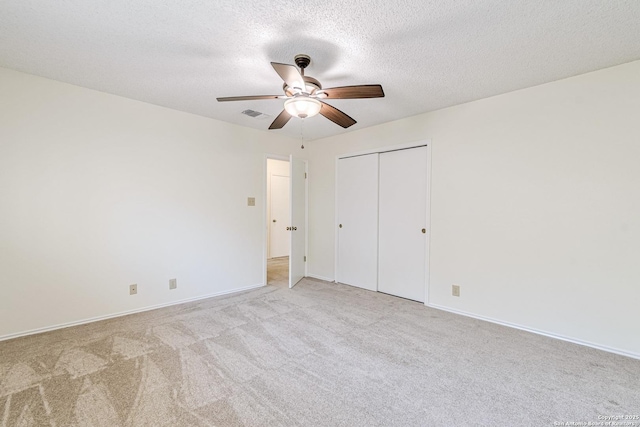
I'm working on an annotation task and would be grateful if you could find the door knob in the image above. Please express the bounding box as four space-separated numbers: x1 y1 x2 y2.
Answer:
422 228 426 234
293 227 297 231
339 224 343 228
273 219 276 223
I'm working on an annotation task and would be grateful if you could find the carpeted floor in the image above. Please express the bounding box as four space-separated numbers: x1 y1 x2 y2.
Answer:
1 258 638 426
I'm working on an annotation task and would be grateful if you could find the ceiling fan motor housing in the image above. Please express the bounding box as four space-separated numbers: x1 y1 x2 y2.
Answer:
283 76 322 97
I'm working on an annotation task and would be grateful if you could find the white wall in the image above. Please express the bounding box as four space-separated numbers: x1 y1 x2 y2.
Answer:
266 158 289 258
0 67 303 339
306 60 640 357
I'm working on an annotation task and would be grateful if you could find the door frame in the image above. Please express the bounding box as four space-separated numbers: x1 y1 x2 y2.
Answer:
263 154 308 287
334 139 432 304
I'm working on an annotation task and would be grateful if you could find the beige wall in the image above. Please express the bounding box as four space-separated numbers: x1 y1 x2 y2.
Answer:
0 67 302 338
306 60 640 357
3 60 639 358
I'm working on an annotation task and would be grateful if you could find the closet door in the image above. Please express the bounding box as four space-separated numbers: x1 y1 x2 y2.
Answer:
378 147 428 302
337 154 379 291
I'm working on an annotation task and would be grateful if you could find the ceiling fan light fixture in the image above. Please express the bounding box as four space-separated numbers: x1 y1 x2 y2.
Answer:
284 97 321 119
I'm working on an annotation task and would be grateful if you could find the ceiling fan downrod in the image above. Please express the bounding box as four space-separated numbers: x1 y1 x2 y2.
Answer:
294 54 311 76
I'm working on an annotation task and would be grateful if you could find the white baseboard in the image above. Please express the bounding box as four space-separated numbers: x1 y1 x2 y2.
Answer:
306 274 334 282
0 283 265 343
427 303 639 360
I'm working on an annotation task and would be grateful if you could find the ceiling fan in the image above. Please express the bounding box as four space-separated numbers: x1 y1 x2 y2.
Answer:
216 54 384 130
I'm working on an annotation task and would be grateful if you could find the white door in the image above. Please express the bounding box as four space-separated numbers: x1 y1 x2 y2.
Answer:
269 175 290 258
289 156 306 288
337 154 379 291
378 147 428 302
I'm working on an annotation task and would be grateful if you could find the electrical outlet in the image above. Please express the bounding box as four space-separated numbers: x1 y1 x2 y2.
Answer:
130 284 138 295
452 284 460 297
169 278 177 290
247 197 255 206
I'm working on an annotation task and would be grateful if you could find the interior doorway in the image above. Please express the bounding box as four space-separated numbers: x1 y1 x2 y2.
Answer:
266 158 290 287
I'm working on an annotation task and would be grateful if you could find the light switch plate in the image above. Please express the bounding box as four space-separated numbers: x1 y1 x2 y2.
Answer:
452 284 460 297
130 284 138 295
247 197 255 206
169 278 177 290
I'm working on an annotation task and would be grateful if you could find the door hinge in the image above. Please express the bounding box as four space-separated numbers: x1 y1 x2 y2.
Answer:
304 256 307 262
304 172 307 179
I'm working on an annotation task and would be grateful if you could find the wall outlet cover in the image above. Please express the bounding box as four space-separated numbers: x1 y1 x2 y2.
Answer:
130 284 138 295
247 197 255 206
452 284 460 297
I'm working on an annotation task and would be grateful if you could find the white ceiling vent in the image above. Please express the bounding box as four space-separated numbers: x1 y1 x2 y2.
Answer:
242 109 270 120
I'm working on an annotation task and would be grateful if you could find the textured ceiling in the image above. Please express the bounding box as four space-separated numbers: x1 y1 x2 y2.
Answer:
1 1 639 140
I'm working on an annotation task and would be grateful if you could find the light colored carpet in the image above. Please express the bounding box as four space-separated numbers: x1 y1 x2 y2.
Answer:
1 259 638 426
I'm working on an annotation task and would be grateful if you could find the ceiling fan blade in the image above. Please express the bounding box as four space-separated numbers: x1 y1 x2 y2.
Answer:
269 110 292 130
271 62 305 92
321 84 385 99
319 102 357 128
217 95 283 102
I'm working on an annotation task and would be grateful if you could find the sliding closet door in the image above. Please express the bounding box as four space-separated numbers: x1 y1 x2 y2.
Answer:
378 147 428 302
337 154 379 291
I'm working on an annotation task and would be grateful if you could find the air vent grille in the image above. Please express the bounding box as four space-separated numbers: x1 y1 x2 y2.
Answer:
242 109 263 118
